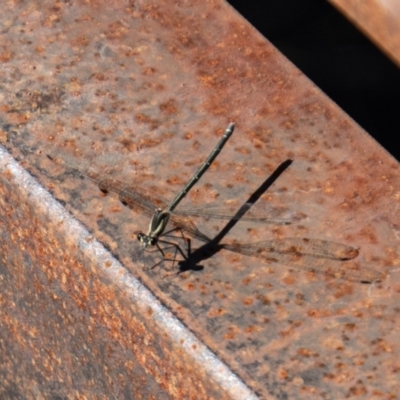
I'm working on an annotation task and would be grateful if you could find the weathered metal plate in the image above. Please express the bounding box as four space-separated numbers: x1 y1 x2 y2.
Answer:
0 0 399 399
329 0 400 67
0 147 255 400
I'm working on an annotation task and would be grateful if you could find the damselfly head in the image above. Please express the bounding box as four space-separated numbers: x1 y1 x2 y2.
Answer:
137 233 156 248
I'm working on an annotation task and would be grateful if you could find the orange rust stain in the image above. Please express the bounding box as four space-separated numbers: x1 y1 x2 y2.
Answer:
234 146 251 155
242 277 252 286
224 332 235 340
208 308 226 318
159 99 178 115
117 138 137 152
91 72 108 82
137 137 161 149
307 309 332 318
371 338 392 355
70 35 89 48
197 71 217 87
242 297 254 306
244 325 259 334
142 67 157 76
333 284 354 299
106 21 129 40
279 328 295 338
166 176 185 186
134 113 160 130
297 348 319 358
185 283 195 291
282 275 296 285
3 167 13 181
255 294 270 306
343 323 357 332
0 47 14 62
294 293 305 306
277 367 289 380
224 326 239 340
3 112 31 125
65 78 82 97
348 382 368 396
357 225 378 244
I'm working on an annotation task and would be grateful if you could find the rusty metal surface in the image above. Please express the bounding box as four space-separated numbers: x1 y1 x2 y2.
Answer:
329 0 400 67
0 148 256 399
0 0 399 399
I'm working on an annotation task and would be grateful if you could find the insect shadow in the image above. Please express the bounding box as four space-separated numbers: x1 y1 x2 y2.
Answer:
174 158 384 284
175 159 294 274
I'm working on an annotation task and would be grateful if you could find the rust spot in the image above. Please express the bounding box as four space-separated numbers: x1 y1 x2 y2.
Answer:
106 21 129 40
3 167 12 181
208 308 226 317
348 381 367 396
255 294 270 306
297 348 318 358
185 283 195 291
90 72 108 82
159 99 178 115
242 277 252 285
357 225 378 245
0 47 14 62
224 332 236 340
166 176 185 186
142 67 157 76
117 138 137 152
224 326 239 341
333 283 354 299
370 338 392 354
242 297 254 306
146 307 154 317
282 275 295 285
277 368 289 380
71 35 89 48
134 113 160 130
244 325 259 334
234 146 251 155
307 309 331 318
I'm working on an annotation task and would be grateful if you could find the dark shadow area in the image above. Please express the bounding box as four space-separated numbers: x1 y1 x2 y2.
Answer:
177 159 293 273
227 0 400 161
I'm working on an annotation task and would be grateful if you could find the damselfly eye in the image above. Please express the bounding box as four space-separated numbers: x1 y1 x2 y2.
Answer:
137 233 156 248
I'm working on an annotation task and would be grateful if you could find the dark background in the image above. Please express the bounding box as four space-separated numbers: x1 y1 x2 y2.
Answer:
227 0 400 161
